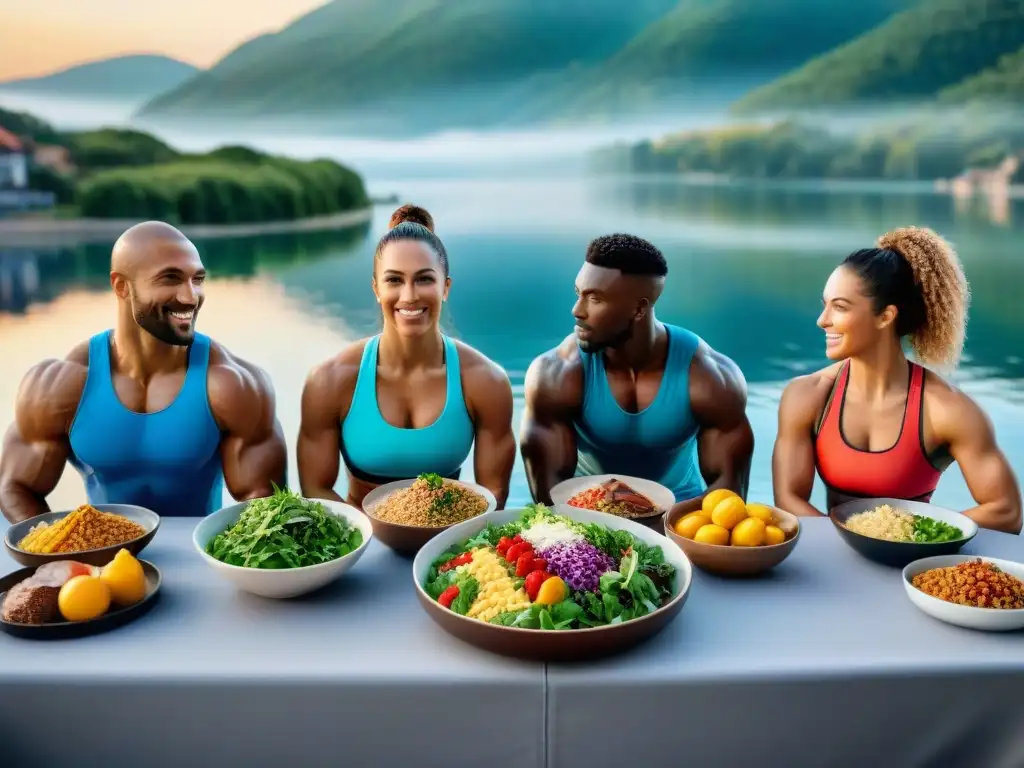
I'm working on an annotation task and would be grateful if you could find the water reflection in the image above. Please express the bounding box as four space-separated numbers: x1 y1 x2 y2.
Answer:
0 222 371 314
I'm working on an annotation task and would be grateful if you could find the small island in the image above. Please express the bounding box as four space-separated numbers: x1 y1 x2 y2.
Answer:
0 105 370 234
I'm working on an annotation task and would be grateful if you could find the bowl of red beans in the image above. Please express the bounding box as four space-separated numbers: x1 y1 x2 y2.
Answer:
902 554 1024 632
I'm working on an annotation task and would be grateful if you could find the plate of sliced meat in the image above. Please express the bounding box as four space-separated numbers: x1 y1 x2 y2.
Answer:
1 556 161 639
550 474 675 527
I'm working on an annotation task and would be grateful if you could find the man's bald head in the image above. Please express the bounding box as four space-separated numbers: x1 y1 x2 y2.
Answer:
110 221 206 346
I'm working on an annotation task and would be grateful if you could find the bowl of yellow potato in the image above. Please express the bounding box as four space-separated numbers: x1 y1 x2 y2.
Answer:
663 489 801 577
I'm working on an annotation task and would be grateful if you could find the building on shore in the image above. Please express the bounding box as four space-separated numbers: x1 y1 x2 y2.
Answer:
0 126 28 190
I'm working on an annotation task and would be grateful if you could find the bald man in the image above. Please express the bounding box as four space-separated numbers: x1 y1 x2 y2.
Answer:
520 234 754 516
0 221 287 523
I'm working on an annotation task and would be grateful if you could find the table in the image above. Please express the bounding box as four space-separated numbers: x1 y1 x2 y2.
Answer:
2 518 1023 768
0 518 546 768
547 520 1024 768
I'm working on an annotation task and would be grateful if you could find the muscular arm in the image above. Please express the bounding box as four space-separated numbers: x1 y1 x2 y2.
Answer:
0 359 85 523
772 377 827 518
464 359 515 508
938 392 1022 534
671 346 755 516
519 351 581 506
297 362 346 503
210 360 287 501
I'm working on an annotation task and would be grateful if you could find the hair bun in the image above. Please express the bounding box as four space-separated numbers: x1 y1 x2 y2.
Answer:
389 204 434 232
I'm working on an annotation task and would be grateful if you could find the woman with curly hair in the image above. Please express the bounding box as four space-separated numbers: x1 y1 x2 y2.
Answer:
772 226 1021 533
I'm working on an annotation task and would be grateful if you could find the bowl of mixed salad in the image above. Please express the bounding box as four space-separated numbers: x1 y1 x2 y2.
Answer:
413 503 693 660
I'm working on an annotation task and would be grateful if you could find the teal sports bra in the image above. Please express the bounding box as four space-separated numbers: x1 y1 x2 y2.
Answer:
340 335 475 483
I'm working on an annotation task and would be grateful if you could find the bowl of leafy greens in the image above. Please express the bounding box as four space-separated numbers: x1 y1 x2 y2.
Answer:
413 504 693 661
194 487 372 598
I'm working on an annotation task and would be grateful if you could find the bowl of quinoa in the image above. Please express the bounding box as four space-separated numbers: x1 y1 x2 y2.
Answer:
4 503 160 567
361 473 496 556
903 555 1024 631
830 497 977 567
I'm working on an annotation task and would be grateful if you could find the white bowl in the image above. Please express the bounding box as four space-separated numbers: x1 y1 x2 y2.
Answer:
550 474 675 519
193 497 373 599
902 554 1024 631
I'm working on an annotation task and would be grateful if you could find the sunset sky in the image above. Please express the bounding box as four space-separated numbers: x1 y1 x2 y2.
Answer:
0 0 327 80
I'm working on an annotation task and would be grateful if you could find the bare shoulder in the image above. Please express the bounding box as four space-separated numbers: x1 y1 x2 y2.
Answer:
778 362 844 424
298 338 371 425
920 369 989 434
207 340 276 406
524 335 583 406
690 339 746 400
452 340 512 395
14 341 91 438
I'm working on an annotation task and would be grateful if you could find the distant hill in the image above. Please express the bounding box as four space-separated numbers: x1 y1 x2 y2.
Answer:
732 0 1024 113
543 0 911 121
938 45 1024 103
136 0 679 133
0 55 200 101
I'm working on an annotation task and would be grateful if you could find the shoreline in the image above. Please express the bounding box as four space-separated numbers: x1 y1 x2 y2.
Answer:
0 206 374 247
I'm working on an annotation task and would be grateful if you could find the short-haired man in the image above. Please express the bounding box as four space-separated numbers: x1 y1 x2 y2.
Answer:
520 233 754 516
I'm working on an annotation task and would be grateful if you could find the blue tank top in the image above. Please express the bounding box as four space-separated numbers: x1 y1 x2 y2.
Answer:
573 324 705 502
67 330 225 517
340 335 475 483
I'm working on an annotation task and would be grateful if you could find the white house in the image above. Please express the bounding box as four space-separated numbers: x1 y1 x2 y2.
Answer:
0 126 28 190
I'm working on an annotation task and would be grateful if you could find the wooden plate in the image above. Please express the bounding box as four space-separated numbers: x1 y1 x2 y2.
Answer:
0 560 161 639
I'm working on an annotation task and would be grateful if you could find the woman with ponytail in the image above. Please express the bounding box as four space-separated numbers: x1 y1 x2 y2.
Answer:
297 204 515 508
773 226 1021 533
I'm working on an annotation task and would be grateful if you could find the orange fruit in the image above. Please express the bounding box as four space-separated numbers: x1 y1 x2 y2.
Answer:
711 496 748 531
764 525 786 546
58 575 111 622
535 576 568 605
730 517 766 547
100 549 147 606
674 513 711 539
701 488 738 517
746 503 775 524
693 523 730 546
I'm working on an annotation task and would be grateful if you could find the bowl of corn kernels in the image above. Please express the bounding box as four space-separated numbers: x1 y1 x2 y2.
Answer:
4 503 160 567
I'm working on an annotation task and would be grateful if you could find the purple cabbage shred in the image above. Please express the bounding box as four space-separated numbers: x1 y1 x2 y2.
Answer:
538 540 616 593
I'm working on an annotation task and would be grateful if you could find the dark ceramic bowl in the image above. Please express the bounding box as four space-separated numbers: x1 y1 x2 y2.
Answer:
663 503 801 577
830 497 978 568
4 504 160 568
413 506 693 661
361 478 496 557
0 560 161 639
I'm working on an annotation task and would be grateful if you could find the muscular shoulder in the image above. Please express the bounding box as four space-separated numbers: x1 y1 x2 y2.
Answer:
452 340 512 398
524 336 583 408
920 369 988 439
206 341 278 432
15 343 90 439
777 362 843 426
300 338 370 420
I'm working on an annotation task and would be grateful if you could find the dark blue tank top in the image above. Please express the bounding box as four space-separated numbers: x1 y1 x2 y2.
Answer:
67 330 225 517
572 324 705 502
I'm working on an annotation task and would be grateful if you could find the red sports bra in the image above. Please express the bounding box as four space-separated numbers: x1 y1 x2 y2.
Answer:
814 361 943 502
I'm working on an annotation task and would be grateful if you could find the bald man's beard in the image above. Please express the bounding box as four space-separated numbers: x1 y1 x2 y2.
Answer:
128 283 196 346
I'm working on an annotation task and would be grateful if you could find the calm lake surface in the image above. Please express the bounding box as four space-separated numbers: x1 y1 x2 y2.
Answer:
2 175 1023 513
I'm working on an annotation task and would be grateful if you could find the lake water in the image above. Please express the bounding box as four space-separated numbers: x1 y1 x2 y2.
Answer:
2 175 1023 514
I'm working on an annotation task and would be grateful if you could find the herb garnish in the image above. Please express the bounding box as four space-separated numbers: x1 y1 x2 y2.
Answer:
912 515 963 543
206 486 363 568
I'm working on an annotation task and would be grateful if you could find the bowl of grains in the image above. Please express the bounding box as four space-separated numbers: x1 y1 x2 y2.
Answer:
903 555 1024 631
4 503 160 567
361 473 496 556
829 497 977 567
